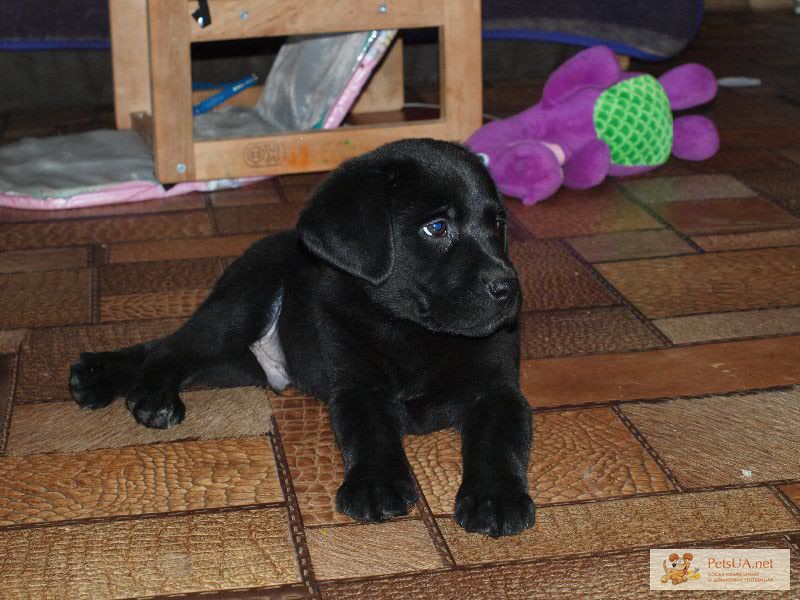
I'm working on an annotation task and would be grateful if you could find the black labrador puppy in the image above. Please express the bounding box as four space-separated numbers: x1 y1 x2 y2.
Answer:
69 138 535 537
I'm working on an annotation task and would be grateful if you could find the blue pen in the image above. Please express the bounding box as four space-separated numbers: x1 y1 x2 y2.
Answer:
192 74 259 116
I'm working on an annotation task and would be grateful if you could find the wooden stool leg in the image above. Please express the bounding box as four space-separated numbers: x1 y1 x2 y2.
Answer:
147 0 195 182
351 38 405 115
110 0 151 130
440 0 483 141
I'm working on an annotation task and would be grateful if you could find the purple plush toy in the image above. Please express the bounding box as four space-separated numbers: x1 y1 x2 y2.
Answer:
467 46 719 205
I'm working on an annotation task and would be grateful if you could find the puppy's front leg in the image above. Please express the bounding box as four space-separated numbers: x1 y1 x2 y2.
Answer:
329 394 418 522
455 389 535 537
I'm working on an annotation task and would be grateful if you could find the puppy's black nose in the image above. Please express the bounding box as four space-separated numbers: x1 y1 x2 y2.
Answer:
486 277 517 301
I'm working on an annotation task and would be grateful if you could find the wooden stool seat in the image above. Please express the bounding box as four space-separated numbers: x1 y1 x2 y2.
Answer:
110 0 482 183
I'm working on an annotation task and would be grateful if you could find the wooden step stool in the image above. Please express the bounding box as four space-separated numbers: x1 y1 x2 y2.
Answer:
109 0 482 183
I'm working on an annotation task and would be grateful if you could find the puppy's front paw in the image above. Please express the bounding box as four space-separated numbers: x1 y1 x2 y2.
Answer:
70 352 122 410
126 387 185 429
454 481 535 537
335 468 418 523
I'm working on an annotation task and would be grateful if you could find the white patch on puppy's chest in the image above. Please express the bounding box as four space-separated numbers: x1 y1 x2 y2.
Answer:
249 288 291 392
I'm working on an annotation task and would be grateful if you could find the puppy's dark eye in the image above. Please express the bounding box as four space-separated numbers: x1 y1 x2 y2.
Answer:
422 220 448 237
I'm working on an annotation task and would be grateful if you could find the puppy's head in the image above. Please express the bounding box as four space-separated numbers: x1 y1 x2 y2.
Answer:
298 138 519 337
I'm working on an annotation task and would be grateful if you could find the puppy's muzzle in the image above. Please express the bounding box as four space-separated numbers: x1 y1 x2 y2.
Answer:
486 277 517 302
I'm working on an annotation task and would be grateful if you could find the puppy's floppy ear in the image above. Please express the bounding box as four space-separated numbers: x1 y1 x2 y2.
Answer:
297 157 397 285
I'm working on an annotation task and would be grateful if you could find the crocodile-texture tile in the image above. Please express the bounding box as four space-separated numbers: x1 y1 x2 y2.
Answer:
619 174 754 204
737 168 800 215
0 212 213 251
6 387 274 455
100 289 209 322
508 185 660 238
319 537 800 600
14 319 183 403
272 396 348 526
437 487 798 565
214 203 305 234
595 247 800 318
209 181 282 207
654 306 800 343
0 246 89 273
649 197 799 235
0 508 300 599
306 520 443 580
99 257 222 296
520 307 665 359
0 436 283 525
509 240 616 312
0 268 92 329
692 228 800 251
620 387 800 487
519 336 800 407
406 407 673 515
0 355 13 453
567 229 694 263
109 233 262 263
688 148 794 174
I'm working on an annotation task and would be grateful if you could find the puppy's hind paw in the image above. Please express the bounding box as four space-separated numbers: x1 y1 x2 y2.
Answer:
126 387 185 429
335 470 418 523
70 352 123 410
454 483 535 537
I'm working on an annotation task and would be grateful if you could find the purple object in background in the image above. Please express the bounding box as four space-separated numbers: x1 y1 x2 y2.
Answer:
467 46 719 205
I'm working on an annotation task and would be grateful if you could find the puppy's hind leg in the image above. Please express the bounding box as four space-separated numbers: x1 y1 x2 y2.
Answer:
70 340 157 410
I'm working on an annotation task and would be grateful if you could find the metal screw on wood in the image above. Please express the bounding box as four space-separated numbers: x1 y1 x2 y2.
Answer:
378 3 388 13
176 163 187 174
240 10 249 19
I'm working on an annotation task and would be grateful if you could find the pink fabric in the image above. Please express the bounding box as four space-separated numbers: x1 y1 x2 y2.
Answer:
0 177 266 211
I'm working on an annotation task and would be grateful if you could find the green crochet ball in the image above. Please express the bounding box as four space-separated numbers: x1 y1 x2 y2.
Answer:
593 74 673 167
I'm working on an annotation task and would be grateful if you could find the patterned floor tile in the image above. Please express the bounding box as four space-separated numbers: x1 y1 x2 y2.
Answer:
509 240 616 312
0 508 300 599
0 436 282 525
319 537 800 600
620 387 800 487
272 396 353 526
15 319 182 403
654 306 800 343
99 257 222 296
0 329 27 355
278 172 327 188
214 203 305 234
6 387 274 455
519 307 665 359
406 407 673 515
507 185 660 238
778 147 800 165
619 174 754 204
567 229 695 263
281 185 318 204
0 247 89 273
719 126 800 149
0 355 13 452
100 289 208 322
209 180 282 207
272 396 419 526
520 336 800 408
692 228 800 251
649 197 799 235
687 148 794 174
306 520 443 580
781 484 800 510
0 268 92 329
109 233 262 263
595 247 800 318
737 168 800 216
437 487 798 565
0 212 213 251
